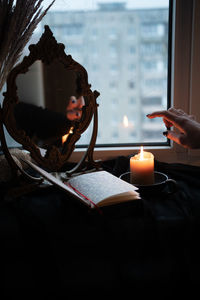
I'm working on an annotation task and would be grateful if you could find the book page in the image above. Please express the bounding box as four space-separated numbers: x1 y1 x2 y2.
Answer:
21 160 139 208
68 171 139 205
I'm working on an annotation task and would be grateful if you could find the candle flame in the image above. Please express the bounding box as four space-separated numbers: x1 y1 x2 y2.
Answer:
123 115 129 127
62 126 74 144
62 133 69 144
140 146 144 160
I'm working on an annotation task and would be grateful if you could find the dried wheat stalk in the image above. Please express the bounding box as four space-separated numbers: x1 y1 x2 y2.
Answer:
0 0 55 91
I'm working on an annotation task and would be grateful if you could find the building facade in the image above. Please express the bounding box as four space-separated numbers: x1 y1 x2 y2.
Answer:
42 2 169 145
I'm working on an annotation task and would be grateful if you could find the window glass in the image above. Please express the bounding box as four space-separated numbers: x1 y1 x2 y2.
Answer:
40 0 170 146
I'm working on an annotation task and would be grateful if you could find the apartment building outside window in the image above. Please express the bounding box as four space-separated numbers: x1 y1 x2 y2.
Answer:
41 1 170 148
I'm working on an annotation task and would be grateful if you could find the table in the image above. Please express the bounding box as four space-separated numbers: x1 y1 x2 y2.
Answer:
0 156 200 294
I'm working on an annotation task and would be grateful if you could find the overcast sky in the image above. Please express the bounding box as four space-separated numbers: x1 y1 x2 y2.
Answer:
43 0 169 11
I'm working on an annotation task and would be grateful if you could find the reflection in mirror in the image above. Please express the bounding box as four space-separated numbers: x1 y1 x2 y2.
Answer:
2 25 100 172
66 95 85 121
14 60 85 148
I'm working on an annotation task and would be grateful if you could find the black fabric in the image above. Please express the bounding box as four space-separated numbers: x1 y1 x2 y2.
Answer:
1 157 200 294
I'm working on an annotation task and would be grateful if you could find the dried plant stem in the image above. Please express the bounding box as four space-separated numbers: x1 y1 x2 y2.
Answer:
0 0 55 91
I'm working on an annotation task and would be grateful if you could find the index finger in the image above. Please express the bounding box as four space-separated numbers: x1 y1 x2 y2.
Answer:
147 110 185 132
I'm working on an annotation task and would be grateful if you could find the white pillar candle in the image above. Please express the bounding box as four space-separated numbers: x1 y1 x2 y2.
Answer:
130 146 154 185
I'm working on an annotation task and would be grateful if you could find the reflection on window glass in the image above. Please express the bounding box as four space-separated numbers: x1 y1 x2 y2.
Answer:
40 0 170 146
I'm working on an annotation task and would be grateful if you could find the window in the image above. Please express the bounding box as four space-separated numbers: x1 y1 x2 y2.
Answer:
144 78 167 89
142 60 165 71
128 63 135 71
41 0 171 150
109 81 118 89
110 64 119 74
128 81 135 89
129 46 136 54
141 42 164 56
15 1 200 164
109 28 117 39
128 26 135 36
109 44 118 57
141 23 165 38
80 0 200 164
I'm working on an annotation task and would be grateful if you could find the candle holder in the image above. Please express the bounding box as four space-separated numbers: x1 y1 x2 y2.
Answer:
120 171 178 195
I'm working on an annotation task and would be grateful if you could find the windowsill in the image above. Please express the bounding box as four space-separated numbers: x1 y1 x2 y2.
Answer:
70 144 173 162
69 144 200 167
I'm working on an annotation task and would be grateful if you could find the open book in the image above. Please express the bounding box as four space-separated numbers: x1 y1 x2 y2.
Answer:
22 160 140 209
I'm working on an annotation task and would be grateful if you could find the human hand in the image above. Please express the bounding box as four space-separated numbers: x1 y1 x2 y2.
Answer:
147 108 200 149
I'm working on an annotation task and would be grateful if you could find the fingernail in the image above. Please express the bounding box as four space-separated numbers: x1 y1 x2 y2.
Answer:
163 131 168 136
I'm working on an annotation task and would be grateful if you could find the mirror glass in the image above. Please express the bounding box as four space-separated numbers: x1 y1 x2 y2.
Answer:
14 60 85 149
2 25 99 172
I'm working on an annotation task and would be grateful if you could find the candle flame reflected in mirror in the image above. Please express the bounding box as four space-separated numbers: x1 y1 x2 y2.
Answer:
62 126 74 144
62 134 68 144
139 146 144 160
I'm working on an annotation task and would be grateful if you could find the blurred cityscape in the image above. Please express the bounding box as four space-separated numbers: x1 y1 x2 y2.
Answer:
41 2 169 145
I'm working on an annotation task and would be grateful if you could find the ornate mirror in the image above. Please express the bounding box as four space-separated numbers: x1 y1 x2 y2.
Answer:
1 26 100 174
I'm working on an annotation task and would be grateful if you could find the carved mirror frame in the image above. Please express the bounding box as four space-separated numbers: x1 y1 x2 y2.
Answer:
2 26 100 173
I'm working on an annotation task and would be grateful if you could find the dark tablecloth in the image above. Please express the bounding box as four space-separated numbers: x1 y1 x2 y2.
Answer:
1 156 200 294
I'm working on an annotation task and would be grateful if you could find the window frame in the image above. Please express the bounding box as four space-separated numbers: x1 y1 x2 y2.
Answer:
69 0 200 165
